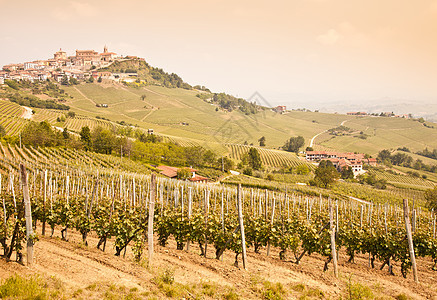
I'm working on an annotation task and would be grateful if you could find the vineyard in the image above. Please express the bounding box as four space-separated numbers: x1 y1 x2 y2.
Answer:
65 115 116 132
368 169 435 190
227 144 313 169
0 99 28 136
0 149 436 298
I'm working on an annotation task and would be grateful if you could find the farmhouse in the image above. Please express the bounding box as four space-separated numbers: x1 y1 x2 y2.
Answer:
305 150 377 174
157 165 208 183
324 158 363 173
273 106 287 113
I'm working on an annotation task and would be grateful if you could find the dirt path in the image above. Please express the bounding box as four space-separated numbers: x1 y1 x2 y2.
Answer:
310 119 348 148
73 86 97 106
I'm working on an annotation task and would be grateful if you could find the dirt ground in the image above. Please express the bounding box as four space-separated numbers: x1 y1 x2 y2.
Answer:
1 226 436 299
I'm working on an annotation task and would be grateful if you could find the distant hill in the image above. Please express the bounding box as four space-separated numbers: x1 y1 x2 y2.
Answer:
98 58 192 89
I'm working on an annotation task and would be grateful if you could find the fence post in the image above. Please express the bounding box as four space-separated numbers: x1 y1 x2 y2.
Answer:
403 199 418 283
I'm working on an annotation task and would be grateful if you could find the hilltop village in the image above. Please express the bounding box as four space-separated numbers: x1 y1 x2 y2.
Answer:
0 46 140 84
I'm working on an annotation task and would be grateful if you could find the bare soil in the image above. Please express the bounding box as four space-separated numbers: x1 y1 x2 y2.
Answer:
1 225 436 299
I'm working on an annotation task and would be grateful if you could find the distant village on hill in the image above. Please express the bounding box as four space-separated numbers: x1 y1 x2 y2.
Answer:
0 46 141 85
0 46 415 120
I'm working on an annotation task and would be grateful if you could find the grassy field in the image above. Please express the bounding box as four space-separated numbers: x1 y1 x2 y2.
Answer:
2 81 437 170
317 116 437 156
63 83 352 149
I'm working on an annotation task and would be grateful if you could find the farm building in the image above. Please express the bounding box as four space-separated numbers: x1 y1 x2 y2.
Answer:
157 165 208 183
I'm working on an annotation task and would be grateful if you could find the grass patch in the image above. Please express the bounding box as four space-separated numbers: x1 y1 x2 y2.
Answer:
346 281 373 300
0 274 64 299
262 281 287 300
290 283 324 299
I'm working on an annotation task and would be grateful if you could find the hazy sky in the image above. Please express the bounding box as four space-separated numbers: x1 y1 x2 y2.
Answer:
1 0 437 109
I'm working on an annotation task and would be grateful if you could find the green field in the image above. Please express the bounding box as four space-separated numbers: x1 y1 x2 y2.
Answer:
63 83 353 149
316 116 437 156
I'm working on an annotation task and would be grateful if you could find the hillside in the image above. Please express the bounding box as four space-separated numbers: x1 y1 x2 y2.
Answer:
1 226 436 299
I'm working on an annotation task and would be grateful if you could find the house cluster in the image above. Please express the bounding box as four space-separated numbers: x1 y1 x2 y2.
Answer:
157 165 208 183
347 111 411 119
0 46 131 84
273 105 287 113
306 151 377 173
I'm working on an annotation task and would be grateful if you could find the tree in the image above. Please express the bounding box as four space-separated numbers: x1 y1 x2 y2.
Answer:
283 136 305 153
61 75 70 86
92 126 115 154
340 166 354 179
306 147 314 152
140 94 147 101
62 127 70 140
80 126 92 151
203 150 217 167
69 77 79 85
21 121 59 147
247 148 262 170
177 167 192 180
217 157 234 172
295 165 310 175
377 150 391 163
258 136 266 147
312 160 339 188
425 187 437 210
97 76 103 83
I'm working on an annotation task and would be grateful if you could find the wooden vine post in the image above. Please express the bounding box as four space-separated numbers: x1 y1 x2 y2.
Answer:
42 170 47 236
237 184 247 270
403 199 419 283
20 164 34 267
329 203 338 278
148 173 156 267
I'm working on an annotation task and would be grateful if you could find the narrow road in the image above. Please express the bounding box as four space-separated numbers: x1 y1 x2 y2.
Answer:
309 119 348 148
74 86 97 105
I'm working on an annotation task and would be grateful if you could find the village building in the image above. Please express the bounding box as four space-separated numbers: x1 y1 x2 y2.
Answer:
157 165 208 183
273 105 287 113
100 45 118 62
305 150 377 174
54 49 67 61
75 49 100 67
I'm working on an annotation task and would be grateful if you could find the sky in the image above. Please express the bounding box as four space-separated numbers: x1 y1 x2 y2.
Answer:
1 0 437 111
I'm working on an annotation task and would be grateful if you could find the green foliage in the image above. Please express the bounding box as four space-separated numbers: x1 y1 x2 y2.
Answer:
258 136 266 147
0 275 48 299
7 92 70 110
177 167 192 180
80 126 92 151
21 121 61 147
242 148 262 170
346 281 374 300
311 160 339 188
295 165 310 175
283 136 305 153
424 187 437 210
210 92 260 115
92 126 116 154
262 281 286 300
5 80 20 90
341 166 354 179
98 58 192 89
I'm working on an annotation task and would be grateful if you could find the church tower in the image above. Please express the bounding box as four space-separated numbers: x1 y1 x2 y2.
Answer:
103 45 108 53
